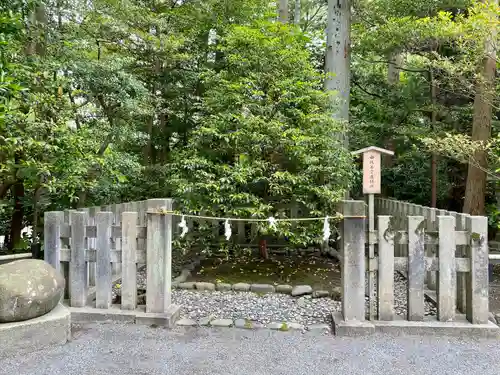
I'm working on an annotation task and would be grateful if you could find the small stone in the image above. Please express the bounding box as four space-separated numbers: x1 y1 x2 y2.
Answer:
199 316 213 326
276 285 293 294
178 282 196 289
195 282 215 291
287 322 304 330
137 293 146 305
250 284 275 294
291 285 313 297
216 283 232 291
177 318 197 326
232 283 251 292
173 276 185 283
234 319 254 329
184 263 197 271
312 290 330 298
267 322 292 331
307 323 331 332
267 322 285 330
211 319 233 327
330 287 342 301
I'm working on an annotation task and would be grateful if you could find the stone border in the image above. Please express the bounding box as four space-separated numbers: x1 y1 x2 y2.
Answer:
331 312 500 338
176 316 331 334
172 257 341 300
0 303 71 359
69 304 181 327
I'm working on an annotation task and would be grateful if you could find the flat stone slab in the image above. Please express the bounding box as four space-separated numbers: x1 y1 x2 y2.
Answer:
211 319 233 327
198 316 213 326
291 285 313 297
195 282 215 291
177 318 197 326
267 322 295 331
177 282 196 289
234 319 264 329
250 284 275 294
0 303 70 359
307 323 331 333
216 283 232 291
232 283 251 292
276 285 293 294
312 290 330 298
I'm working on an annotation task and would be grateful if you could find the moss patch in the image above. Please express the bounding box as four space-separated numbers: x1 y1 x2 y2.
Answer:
186 252 341 291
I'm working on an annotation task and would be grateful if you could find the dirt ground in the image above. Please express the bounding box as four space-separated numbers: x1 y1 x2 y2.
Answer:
186 252 342 292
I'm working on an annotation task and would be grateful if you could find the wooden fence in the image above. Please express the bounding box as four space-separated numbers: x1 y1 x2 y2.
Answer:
44 199 172 314
336 200 491 334
43 198 319 315
375 197 472 312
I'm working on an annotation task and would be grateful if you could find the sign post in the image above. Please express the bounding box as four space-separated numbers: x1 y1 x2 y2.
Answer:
352 146 394 321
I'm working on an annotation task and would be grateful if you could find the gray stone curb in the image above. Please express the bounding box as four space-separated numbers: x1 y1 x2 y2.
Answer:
172 316 331 334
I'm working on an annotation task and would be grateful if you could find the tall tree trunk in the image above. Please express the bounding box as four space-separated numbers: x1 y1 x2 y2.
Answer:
279 0 289 23
383 52 402 197
8 180 25 251
463 0 497 215
430 69 438 208
325 0 351 149
294 0 301 24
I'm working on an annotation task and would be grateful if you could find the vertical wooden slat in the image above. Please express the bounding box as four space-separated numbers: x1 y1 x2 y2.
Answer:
367 194 376 321
456 213 469 313
111 204 122 276
96 211 113 309
164 206 173 311
426 208 437 291
44 211 63 272
466 215 489 324
438 215 456 321
340 201 366 321
146 199 170 313
121 211 137 310
87 206 100 287
407 215 425 321
69 211 87 307
378 215 394 321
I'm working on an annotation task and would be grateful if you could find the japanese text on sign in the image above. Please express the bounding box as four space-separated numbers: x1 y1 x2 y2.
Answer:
362 150 381 194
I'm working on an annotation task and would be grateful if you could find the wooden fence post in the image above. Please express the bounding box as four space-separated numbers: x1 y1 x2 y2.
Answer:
438 215 456 321
122 211 138 310
69 211 87 307
466 215 489 324
96 211 113 309
146 199 172 313
44 211 63 272
339 200 366 321
407 215 425 321
378 215 394 321
456 213 469 313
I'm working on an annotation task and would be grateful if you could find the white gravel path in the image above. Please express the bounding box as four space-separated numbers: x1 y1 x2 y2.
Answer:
2 323 500 375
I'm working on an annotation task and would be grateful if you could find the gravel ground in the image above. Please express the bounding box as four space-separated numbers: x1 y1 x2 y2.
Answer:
2 323 500 375
112 265 437 326
172 289 340 326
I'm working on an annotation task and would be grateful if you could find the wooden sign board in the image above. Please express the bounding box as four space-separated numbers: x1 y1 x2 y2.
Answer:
352 146 394 195
363 150 381 194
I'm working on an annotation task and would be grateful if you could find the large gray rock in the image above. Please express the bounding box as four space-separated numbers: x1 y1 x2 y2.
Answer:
291 285 313 297
0 259 65 323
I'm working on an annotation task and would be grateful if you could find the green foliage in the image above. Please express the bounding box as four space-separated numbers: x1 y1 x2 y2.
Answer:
169 21 355 246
